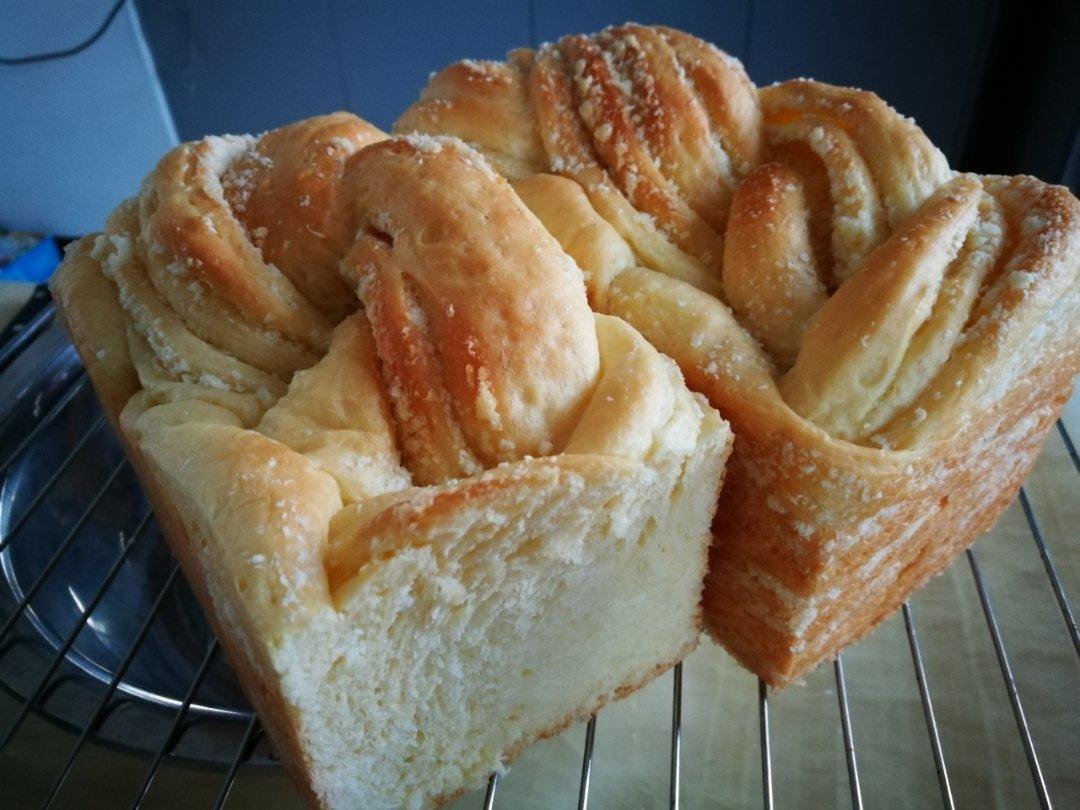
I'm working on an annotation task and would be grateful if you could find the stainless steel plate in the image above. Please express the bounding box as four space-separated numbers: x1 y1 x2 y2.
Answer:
0 316 272 770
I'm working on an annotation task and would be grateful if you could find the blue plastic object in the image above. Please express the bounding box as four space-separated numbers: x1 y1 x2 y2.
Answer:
0 234 60 283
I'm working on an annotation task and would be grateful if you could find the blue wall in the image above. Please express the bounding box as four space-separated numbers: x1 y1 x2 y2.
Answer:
136 0 1000 166
3 0 1077 237
0 0 178 234
136 0 533 138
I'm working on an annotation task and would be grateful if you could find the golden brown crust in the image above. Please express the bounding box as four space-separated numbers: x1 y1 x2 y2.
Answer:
654 26 762 177
399 23 1080 686
529 41 725 295
705 313 1077 683
558 32 725 269
722 162 826 365
222 113 385 321
50 111 730 808
143 140 332 350
395 58 545 180
599 25 731 233
779 174 984 439
343 137 600 480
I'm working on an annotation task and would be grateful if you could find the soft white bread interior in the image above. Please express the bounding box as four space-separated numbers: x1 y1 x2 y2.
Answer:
50 119 731 808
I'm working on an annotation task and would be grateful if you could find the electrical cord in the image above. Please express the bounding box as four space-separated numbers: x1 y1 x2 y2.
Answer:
0 0 127 65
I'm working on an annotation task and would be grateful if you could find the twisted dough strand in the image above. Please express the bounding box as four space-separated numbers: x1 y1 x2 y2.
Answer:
878 175 1080 447
598 25 736 234
722 163 827 365
780 174 983 440
394 54 546 180
344 136 600 484
90 114 604 497
221 113 385 321
858 190 1006 435
562 32 725 268
760 80 952 229
396 25 1079 452
529 44 703 288
143 136 332 349
655 26 761 179
92 201 287 403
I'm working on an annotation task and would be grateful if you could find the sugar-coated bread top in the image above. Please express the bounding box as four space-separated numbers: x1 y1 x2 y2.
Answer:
396 23 1080 452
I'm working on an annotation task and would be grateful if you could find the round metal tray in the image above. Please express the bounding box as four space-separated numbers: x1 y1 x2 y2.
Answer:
2 310 1077 809
0 320 273 769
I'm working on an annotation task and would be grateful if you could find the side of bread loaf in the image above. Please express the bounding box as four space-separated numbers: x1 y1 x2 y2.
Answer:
396 24 1080 685
50 123 732 807
700 278 1079 681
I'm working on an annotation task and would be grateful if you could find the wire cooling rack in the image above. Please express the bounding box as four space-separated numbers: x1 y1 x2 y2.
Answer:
0 292 1077 809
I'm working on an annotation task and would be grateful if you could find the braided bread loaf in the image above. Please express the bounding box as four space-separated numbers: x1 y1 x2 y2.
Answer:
398 23 1080 685
50 117 731 808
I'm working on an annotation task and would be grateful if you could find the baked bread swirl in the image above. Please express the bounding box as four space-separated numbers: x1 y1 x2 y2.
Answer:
398 24 1080 685
50 117 731 808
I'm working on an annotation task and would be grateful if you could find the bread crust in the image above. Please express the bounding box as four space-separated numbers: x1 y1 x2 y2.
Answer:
50 119 731 807
398 25 1080 686
52 258 323 803
703 319 1077 683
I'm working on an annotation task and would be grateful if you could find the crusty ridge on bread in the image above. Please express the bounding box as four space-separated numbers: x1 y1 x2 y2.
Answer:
50 120 731 808
396 23 1080 685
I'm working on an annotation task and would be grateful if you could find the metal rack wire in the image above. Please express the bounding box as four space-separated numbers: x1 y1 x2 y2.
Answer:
0 300 1076 809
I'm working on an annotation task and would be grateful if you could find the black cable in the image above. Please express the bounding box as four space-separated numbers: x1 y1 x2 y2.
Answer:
0 0 127 66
